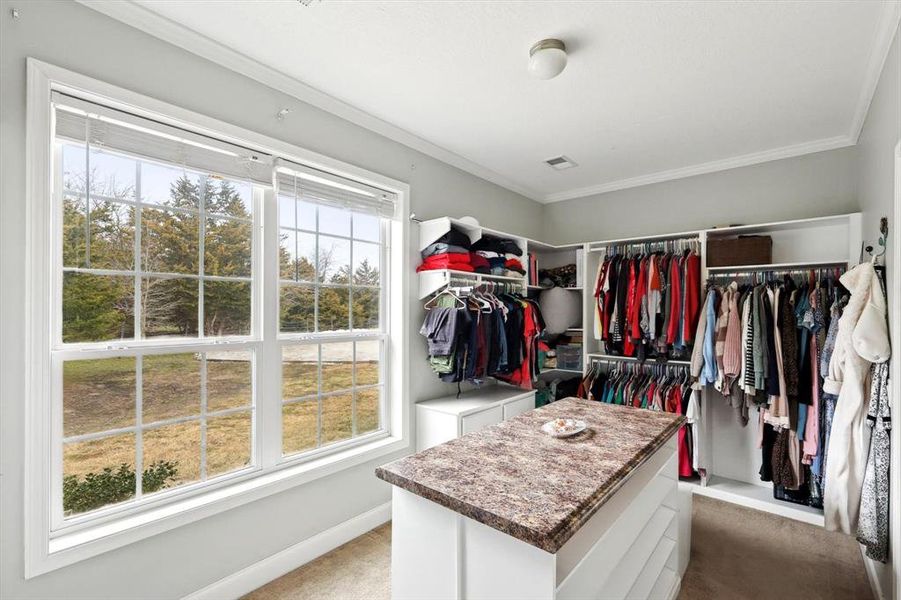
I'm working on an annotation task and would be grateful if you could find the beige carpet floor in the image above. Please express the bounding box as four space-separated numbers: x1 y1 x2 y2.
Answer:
678 495 872 600
246 495 871 600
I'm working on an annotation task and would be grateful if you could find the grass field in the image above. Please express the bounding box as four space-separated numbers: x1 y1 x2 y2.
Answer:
62 353 380 512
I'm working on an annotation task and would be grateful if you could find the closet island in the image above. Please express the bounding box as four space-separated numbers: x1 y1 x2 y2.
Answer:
376 398 685 600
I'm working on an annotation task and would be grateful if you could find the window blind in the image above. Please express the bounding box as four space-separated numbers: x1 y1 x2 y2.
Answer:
52 91 273 185
275 158 397 218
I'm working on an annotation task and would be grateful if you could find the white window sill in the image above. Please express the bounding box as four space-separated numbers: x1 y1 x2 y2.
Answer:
33 435 409 578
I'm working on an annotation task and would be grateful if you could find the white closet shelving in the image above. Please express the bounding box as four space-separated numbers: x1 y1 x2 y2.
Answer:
417 217 528 299
417 216 589 377
416 212 863 526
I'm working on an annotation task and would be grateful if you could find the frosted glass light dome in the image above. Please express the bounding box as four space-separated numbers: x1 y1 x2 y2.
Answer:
529 39 567 80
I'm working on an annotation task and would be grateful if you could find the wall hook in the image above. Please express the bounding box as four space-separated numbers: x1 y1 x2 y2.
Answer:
865 216 888 262
276 108 291 121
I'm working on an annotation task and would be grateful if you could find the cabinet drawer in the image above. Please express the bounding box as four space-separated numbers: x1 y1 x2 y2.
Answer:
503 395 535 421
462 406 503 434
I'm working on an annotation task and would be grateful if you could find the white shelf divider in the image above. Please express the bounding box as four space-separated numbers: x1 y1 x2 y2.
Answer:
679 477 824 527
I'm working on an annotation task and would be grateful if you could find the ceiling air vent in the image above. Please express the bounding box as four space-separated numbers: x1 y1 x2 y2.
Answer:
545 155 577 171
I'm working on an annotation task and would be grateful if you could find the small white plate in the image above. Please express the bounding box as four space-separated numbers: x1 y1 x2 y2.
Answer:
541 418 588 438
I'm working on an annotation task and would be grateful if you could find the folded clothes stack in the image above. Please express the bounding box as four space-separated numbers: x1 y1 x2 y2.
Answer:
473 251 525 276
469 252 490 274
470 235 525 277
505 258 526 274
417 227 474 272
472 235 523 257
417 253 473 272
417 230 526 278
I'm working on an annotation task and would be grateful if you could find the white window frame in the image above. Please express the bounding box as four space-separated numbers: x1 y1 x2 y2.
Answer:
24 59 410 577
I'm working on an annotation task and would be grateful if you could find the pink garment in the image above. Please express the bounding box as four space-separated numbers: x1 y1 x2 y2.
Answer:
722 284 742 379
803 318 820 461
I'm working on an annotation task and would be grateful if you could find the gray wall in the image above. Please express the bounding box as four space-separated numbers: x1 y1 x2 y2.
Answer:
0 2 542 598
542 146 860 245
855 22 900 600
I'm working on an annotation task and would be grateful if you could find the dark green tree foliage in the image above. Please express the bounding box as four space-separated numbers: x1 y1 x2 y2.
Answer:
63 461 178 515
61 163 137 342
62 273 135 342
203 180 252 336
279 254 380 332
62 160 253 341
61 149 380 339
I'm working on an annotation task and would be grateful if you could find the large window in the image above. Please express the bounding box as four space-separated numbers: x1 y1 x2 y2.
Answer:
45 89 400 538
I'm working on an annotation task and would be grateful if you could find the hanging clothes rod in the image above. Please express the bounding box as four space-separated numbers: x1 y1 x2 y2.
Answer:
587 356 691 376
598 235 702 256
706 262 847 281
587 353 691 366
445 275 523 294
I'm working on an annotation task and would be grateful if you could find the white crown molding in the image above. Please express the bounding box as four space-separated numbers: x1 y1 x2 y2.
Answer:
542 134 855 203
75 0 544 202
78 0 899 206
848 1 901 143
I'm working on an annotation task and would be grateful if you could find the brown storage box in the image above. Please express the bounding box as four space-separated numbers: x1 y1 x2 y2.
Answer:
706 235 772 267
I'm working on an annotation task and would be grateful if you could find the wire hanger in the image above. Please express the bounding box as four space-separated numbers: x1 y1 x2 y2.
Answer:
424 288 465 310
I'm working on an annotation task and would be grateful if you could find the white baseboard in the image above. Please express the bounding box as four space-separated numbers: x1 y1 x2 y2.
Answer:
666 576 682 600
860 544 887 600
183 501 392 600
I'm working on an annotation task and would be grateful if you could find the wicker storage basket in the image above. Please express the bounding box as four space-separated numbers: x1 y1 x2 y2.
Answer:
706 235 772 267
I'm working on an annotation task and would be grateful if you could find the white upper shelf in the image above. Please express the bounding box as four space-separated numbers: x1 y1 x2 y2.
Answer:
704 214 858 238
418 216 482 251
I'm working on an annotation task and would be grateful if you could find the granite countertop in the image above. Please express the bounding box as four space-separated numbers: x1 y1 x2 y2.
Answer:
376 397 684 553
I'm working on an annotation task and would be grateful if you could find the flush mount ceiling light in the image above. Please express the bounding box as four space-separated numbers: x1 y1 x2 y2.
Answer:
529 39 567 80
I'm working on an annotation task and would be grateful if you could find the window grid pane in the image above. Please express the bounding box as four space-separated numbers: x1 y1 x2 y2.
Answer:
60 349 255 519
277 190 383 335
60 143 254 345
281 338 383 457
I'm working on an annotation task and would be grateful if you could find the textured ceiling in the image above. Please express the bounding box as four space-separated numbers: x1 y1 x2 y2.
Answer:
124 1 897 202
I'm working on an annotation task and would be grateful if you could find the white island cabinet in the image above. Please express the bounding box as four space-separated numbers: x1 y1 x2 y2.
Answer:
377 398 686 600
415 386 537 451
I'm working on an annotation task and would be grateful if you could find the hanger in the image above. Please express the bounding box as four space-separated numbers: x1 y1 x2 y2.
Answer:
424 288 465 310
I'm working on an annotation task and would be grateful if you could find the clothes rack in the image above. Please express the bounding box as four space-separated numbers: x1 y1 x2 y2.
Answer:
419 276 544 390
419 212 864 527
602 235 701 257
586 353 691 366
581 353 699 478
443 277 525 296
706 262 847 284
